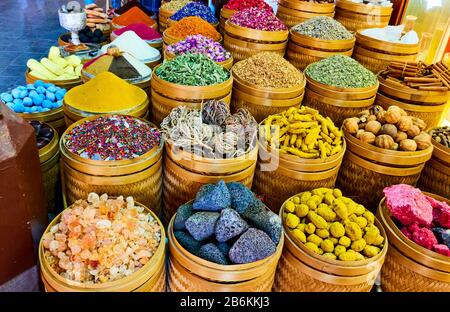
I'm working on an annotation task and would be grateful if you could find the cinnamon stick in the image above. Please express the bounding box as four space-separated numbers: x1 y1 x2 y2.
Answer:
431 69 450 89
407 82 443 88
403 77 441 83
418 86 449 91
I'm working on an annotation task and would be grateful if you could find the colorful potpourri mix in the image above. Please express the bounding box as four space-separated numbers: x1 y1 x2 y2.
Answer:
166 35 231 62
224 0 273 12
64 115 161 161
228 8 287 31
42 193 161 283
170 2 218 24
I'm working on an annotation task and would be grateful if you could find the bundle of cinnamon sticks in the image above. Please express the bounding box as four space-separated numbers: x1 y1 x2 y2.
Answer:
380 61 450 92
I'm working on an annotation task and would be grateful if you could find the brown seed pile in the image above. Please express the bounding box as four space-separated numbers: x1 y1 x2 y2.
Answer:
232 52 303 88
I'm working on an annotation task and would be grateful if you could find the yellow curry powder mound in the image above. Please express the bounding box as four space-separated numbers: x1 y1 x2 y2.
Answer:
64 72 147 113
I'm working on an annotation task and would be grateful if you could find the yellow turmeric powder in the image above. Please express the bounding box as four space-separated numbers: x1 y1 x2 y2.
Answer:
64 72 147 113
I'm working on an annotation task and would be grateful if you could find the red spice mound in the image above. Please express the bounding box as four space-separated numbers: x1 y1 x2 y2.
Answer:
434 244 450 256
113 23 162 40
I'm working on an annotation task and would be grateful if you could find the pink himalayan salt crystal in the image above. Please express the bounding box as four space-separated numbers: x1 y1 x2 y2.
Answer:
425 195 450 228
434 244 450 256
383 184 433 227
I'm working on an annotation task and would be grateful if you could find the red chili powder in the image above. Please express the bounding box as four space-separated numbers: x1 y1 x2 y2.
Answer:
112 7 156 27
113 23 162 40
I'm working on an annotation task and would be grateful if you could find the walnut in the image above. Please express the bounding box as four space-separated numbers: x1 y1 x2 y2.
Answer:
376 110 387 124
379 124 398 138
375 134 395 149
411 117 427 131
407 125 421 138
358 131 376 144
397 116 413 132
399 139 417 151
395 131 408 143
365 120 382 135
385 106 403 124
414 132 432 150
343 117 360 134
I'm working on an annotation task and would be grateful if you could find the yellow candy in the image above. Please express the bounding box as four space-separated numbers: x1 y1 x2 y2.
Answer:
285 213 300 229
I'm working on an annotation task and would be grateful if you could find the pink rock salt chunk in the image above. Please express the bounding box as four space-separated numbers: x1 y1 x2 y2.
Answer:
425 195 450 228
411 225 437 249
383 184 433 227
433 244 450 257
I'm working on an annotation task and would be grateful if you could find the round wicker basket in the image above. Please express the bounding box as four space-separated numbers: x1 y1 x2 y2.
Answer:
60 115 163 215
274 195 387 292
39 199 166 292
335 0 392 31
377 193 450 291
167 211 283 291
18 106 66 135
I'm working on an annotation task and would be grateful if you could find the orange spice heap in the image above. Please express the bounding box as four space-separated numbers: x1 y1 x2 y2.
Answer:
165 16 221 41
112 7 156 28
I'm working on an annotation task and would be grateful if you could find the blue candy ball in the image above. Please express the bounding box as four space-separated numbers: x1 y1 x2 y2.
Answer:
17 86 27 91
19 90 28 99
44 83 54 89
23 97 33 106
6 102 14 110
27 84 35 90
13 98 23 105
47 85 57 93
13 103 25 113
22 106 31 113
32 95 43 105
41 108 50 112
55 100 63 108
28 90 38 98
46 91 56 102
42 99 53 109
29 106 38 113
34 80 45 87
1 93 13 103
55 91 64 100
36 86 46 94
11 88 21 99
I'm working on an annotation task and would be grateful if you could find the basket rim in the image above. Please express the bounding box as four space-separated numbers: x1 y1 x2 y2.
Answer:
336 0 393 15
38 198 166 290
279 192 389 268
289 29 355 48
279 0 335 13
17 105 64 120
356 30 420 52
224 20 288 42
38 123 60 163
25 68 82 84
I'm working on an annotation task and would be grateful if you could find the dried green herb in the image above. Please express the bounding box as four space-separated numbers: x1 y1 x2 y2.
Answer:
305 55 377 88
292 16 353 40
155 53 230 86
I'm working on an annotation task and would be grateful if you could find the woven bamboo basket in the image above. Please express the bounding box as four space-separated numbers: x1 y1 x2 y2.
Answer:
39 199 166 292
63 94 149 126
223 21 288 62
378 76 450 105
353 46 419 74
39 123 60 214
167 214 283 292
336 130 433 211
164 50 233 70
377 194 450 291
274 197 387 292
417 134 450 198
276 3 335 29
18 107 66 135
335 0 392 31
231 71 306 122
162 152 256 224
158 8 175 33
305 68 379 100
219 7 235 33
150 88 231 126
375 92 447 129
303 88 375 127
252 140 345 213
25 69 82 91
60 115 163 215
